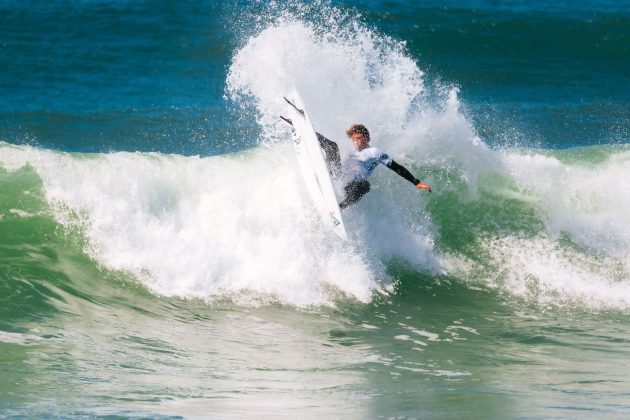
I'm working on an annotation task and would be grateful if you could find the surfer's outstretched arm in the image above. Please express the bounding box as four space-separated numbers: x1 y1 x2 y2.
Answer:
386 160 432 192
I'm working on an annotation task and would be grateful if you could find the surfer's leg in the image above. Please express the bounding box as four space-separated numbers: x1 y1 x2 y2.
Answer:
339 181 370 209
317 133 342 177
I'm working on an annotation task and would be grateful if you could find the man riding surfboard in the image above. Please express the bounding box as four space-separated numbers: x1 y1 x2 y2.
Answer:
316 124 431 208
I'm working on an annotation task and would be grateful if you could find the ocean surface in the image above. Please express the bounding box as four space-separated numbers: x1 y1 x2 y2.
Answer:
1 0 629 417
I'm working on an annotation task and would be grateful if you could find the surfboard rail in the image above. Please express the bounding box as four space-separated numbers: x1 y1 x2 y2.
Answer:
284 91 348 240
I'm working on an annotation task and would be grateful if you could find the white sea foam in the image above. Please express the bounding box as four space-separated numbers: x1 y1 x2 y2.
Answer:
501 150 630 262
0 135 445 306
0 330 43 346
0 143 382 305
483 235 630 309
224 15 490 282
226 16 491 179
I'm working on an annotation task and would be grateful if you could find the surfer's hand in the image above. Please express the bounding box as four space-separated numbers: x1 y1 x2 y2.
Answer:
416 182 432 193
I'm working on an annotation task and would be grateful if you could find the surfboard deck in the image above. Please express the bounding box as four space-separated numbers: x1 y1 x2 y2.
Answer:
284 91 348 240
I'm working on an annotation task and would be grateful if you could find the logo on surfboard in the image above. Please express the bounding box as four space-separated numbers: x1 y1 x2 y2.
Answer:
314 173 323 193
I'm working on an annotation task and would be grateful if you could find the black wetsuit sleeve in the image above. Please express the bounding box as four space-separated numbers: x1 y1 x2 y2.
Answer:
387 160 420 185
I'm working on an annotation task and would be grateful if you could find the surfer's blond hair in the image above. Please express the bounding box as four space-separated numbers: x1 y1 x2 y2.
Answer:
346 124 370 141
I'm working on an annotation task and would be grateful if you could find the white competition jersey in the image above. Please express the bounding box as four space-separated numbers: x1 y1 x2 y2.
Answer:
342 146 392 183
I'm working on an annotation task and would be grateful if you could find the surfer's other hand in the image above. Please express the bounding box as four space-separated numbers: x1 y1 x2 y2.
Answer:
416 182 432 193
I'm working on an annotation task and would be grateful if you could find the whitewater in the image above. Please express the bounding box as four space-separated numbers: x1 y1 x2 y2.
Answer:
1 16 628 310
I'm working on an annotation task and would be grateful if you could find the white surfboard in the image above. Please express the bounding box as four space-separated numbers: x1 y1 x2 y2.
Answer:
284 91 348 240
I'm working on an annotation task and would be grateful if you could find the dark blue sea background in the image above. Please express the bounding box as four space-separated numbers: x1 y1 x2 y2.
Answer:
2 0 628 154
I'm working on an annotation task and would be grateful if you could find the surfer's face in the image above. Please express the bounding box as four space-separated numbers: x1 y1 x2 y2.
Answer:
350 132 369 150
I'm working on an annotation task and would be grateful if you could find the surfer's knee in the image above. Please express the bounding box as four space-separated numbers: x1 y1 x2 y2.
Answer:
340 181 371 208
357 180 370 195
349 180 370 197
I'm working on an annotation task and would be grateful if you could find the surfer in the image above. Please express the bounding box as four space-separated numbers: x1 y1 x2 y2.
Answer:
318 124 431 209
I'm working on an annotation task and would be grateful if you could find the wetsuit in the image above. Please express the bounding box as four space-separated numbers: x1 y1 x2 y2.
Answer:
316 134 421 209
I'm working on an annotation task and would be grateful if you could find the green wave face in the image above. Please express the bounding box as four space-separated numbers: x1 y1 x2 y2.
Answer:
0 163 157 329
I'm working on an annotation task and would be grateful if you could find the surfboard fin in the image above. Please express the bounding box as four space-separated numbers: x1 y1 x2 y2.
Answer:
283 96 305 116
279 115 293 126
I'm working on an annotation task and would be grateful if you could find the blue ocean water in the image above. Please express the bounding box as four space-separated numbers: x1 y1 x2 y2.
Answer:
1 0 630 417
2 0 628 153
